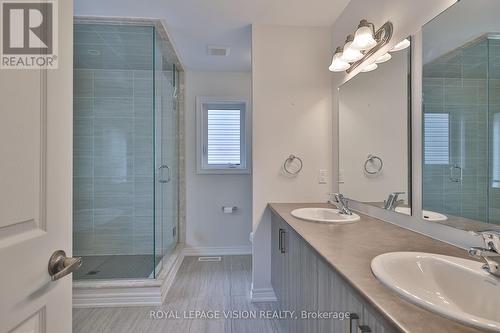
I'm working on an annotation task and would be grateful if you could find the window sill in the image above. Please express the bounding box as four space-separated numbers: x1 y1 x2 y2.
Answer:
196 168 251 175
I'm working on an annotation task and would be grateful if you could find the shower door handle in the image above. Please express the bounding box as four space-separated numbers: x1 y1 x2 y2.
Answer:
158 164 171 183
449 164 462 183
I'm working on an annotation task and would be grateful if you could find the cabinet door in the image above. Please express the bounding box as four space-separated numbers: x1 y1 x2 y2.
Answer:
318 255 398 333
318 256 361 333
271 212 398 333
297 238 318 333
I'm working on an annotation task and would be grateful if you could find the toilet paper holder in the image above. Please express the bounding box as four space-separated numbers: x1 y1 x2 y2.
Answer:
222 206 237 213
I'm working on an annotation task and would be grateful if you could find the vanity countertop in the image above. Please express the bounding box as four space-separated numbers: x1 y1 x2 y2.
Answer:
269 203 483 333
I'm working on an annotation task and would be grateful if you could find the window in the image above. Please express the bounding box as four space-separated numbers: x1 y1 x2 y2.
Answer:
424 113 450 165
196 97 250 174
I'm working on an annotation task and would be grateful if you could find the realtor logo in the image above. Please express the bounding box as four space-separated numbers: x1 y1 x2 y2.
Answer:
1 0 58 69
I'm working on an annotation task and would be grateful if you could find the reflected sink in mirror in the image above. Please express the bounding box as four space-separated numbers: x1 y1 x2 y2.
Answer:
394 207 448 222
290 208 360 224
371 252 500 332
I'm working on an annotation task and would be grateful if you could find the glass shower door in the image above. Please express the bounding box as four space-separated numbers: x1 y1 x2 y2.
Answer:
489 38 500 224
154 31 179 277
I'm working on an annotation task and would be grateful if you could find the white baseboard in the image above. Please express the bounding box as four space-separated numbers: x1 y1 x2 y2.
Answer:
73 245 185 308
73 285 163 308
159 246 185 303
250 283 277 302
182 245 252 256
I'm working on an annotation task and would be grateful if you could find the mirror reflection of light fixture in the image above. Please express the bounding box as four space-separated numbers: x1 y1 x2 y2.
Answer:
361 63 378 72
375 52 391 64
328 19 394 74
390 39 411 52
329 47 351 72
351 20 377 50
341 35 364 62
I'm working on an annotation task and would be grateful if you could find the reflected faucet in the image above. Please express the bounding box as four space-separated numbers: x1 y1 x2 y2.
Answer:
383 192 405 211
328 193 353 215
469 230 500 277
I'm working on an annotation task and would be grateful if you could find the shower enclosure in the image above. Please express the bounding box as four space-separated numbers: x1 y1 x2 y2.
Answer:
73 21 180 280
423 35 500 224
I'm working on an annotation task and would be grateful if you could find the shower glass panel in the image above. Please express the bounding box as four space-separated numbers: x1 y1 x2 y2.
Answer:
154 30 179 276
73 22 178 280
423 36 497 224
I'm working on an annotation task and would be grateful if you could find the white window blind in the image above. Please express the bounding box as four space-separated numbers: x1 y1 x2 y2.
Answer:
207 109 241 165
424 113 450 165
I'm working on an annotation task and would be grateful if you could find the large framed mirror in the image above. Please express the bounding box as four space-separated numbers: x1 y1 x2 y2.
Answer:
338 40 412 215
422 0 500 231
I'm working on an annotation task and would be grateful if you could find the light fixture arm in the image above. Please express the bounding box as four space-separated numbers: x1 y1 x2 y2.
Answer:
346 21 393 74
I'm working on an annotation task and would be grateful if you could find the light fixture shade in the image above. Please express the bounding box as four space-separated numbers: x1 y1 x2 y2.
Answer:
351 25 377 50
375 53 391 64
390 39 411 52
361 63 378 72
329 49 350 72
340 41 364 62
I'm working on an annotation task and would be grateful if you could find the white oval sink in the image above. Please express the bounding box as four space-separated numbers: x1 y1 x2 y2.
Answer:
371 252 500 332
290 208 360 224
395 207 448 221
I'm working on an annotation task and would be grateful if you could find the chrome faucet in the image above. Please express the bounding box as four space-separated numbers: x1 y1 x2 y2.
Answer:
468 230 500 277
328 193 353 215
383 192 405 211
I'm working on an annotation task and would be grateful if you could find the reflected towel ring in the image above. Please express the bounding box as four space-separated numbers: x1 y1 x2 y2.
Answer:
364 154 383 175
284 154 303 175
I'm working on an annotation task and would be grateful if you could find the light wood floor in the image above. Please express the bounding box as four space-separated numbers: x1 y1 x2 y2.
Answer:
73 255 283 333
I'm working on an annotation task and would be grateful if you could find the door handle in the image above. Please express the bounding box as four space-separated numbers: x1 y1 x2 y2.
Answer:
48 250 82 281
278 228 283 252
449 164 462 183
158 164 171 183
279 229 286 254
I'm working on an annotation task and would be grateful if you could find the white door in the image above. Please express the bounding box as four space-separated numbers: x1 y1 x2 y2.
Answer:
0 0 74 332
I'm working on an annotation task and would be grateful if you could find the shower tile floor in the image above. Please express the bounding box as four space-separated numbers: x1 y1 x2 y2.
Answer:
74 255 162 280
73 255 283 333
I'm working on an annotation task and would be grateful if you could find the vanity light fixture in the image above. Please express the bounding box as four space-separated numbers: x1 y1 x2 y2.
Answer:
361 63 378 72
390 38 411 52
375 52 391 64
340 35 364 62
329 19 394 74
329 47 351 72
351 20 378 50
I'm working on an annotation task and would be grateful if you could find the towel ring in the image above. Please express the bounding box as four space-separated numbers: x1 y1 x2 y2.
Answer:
364 154 383 175
283 154 303 175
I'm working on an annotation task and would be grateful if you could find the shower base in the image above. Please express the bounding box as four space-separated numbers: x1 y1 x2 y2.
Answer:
73 245 184 308
74 255 162 280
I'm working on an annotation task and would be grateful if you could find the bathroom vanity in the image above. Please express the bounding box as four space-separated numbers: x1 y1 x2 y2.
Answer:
270 203 483 333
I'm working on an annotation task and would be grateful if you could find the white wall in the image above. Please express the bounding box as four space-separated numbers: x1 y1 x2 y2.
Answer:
331 0 484 249
252 25 333 293
339 50 409 204
184 71 252 251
